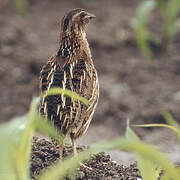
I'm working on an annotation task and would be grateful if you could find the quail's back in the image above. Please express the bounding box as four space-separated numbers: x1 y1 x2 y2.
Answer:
39 9 99 143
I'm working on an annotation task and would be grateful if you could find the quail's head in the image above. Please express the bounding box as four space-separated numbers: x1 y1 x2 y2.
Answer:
61 8 96 34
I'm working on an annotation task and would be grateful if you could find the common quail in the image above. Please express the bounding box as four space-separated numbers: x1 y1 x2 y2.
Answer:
39 9 99 160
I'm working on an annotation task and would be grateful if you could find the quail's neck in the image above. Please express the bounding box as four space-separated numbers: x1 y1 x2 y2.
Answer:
57 30 90 59
61 30 87 43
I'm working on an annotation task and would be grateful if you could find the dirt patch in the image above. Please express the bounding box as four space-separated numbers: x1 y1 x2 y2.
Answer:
31 137 141 180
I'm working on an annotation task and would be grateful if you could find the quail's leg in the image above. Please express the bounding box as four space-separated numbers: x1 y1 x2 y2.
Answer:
59 143 63 161
71 136 92 170
71 137 77 156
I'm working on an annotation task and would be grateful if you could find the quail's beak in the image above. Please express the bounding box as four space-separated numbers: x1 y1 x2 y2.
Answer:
87 13 96 20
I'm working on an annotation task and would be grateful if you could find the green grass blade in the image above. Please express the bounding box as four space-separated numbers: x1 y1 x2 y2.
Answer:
162 110 180 140
136 0 156 24
126 121 158 180
18 98 40 160
132 0 156 59
13 96 64 179
162 110 180 129
0 115 27 142
15 98 40 179
0 133 19 180
43 88 89 105
0 96 65 180
135 123 180 137
158 0 180 49
0 118 30 180
125 119 140 142
33 114 64 144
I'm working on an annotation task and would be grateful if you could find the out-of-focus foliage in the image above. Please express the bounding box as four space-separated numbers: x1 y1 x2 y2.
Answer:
0 0 28 15
0 88 180 179
0 97 62 180
136 110 180 141
133 0 180 60
132 1 156 59
44 88 89 106
0 88 89 180
14 0 28 15
126 120 160 180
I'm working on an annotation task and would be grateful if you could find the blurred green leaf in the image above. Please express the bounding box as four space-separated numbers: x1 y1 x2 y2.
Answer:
14 0 28 15
126 119 140 142
132 0 156 59
0 115 27 142
126 121 159 180
163 110 180 141
134 0 180 59
162 110 180 128
13 98 40 180
136 0 156 24
0 118 30 180
43 88 89 105
0 133 21 180
135 123 180 138
0 96 64 180
160 0 180 50
34 114 64 143
135 119 180 179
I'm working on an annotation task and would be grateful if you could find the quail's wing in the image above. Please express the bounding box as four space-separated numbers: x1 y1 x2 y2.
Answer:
39 55 74 134
69 51 98 101
63 53 99 137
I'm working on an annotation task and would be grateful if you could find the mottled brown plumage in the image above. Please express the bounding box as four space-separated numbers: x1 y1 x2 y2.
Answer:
39 9 99 159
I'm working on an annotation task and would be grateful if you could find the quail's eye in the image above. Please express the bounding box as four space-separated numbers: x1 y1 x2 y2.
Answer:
80 12 86 18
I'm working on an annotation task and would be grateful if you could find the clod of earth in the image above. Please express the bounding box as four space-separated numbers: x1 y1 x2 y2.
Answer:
31 137 141 180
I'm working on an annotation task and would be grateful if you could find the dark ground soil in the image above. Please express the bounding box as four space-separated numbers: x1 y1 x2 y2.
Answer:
31 137 141 180
1 0 180 179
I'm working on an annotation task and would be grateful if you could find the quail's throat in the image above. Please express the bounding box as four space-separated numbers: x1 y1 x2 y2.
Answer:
57 31 87 59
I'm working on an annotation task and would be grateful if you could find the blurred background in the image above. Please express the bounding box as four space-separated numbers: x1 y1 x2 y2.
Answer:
1 0 180 165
